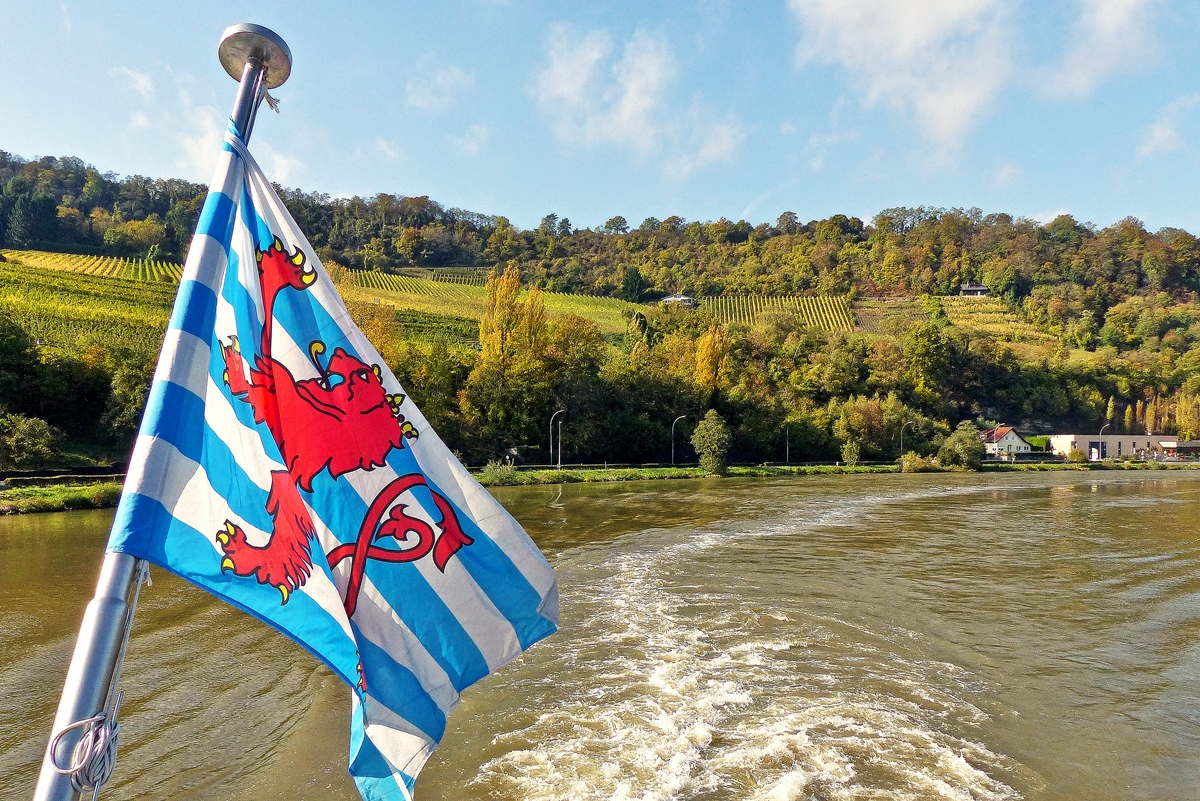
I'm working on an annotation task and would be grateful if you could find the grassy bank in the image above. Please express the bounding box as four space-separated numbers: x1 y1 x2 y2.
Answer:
473 463 900 486
0 482 123 514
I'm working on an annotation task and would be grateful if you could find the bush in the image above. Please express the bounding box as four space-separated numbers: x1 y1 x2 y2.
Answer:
899 451 938 472
478 459 520 485
840 439 860 467
691 409 732 475
937 421 985 470
0 412 61 468
1066 448 1089 464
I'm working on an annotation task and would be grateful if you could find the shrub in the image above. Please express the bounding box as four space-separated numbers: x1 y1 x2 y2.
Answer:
479 459 520 485
1066 448 1089 464
899 451 938 472
937 421 985 470
0 412 61 468
840 439 860 467
691 409 732 475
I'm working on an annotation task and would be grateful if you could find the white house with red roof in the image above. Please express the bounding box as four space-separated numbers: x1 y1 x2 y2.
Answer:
980 425 1031 457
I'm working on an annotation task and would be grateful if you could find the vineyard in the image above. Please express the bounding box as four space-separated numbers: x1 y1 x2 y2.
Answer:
348 271 637 334
854 298 929 335
941 296 1054 343
0 260 173 356
703 295 856 332
1 249 184 283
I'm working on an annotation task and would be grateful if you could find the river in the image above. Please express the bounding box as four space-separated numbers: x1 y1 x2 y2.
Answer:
2 471 1198 800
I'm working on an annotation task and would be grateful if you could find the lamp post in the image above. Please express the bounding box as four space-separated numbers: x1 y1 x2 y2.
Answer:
671 415 686 465
1098 422 1110 461
899 419 914 456
785 423 790 464
558 419 563 469
549 408 565 466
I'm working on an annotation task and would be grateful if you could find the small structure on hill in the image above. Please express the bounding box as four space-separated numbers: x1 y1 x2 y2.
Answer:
960 283 990 296
980 426 1031 458
659 294 696 308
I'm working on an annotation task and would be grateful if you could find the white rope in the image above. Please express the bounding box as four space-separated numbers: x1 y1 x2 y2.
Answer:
49 694 122 799
48 561 150 799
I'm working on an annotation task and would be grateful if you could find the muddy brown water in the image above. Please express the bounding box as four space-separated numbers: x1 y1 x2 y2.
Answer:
2 471 1198 800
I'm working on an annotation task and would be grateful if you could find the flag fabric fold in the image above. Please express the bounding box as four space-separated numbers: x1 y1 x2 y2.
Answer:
107 125 559 800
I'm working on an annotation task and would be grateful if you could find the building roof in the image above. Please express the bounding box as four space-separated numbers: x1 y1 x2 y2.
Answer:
981 425 1026 444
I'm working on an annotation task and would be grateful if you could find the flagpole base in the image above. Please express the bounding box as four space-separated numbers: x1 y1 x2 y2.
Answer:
33 552 138 801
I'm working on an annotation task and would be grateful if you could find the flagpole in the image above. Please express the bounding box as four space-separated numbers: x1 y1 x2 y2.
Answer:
33 24 291 801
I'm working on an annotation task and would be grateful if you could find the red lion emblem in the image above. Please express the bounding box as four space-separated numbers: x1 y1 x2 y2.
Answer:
217 238 472 614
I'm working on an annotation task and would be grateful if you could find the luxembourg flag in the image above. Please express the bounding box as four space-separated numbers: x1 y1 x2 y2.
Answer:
106 125 559 800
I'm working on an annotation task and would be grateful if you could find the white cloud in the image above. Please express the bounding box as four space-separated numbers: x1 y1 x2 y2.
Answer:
447 123 491 156
995 161 1021 186
1137 94 1200 158
533 25 743 176
1033 208 1071 225
665 113 743 178
256 143 303 184
60 2 71 34
534 25 671 152
1050 0 1159 98
112 66 154 100
405 62 474 112
174 93 225 180
375 137 401 162
786 0 1011 148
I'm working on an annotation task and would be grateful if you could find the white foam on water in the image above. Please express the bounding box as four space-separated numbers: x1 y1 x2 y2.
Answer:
468 484 1026 800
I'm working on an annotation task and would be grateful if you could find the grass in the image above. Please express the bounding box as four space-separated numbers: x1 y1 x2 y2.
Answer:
0 482 123 514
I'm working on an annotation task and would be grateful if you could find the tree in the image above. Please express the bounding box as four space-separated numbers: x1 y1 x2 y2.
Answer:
840 439 860 467
0 412 60 468
1123 403 1134 434
603 216 629 235
621 266 648 303
937 421 985 470
691 409 731 475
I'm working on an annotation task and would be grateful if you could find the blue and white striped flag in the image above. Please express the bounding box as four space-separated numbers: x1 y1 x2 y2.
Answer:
106 126 559 800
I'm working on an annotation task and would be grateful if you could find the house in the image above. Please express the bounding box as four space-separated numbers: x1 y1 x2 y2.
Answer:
980 426 1031 457
960 283 990 296
1048 433 1167 460
659 294 696 308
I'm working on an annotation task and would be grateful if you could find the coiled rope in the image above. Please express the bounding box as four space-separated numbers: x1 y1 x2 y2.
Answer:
48 560 150 800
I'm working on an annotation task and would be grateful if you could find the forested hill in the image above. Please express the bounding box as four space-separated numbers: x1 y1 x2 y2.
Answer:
4 149 1200 326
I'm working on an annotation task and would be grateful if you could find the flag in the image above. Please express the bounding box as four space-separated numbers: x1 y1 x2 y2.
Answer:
106 125 559 800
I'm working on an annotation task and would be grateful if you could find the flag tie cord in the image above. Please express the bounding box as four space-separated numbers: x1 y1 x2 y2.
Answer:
48 561 150 799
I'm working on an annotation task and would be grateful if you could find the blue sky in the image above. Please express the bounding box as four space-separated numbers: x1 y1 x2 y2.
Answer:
3 1 1200 232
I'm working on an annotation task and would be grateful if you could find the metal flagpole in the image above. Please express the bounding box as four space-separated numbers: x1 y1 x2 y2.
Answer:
33 24 291 801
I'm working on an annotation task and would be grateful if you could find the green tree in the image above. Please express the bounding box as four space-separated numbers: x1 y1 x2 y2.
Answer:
691 409 732 475
621 266 648 302
937 421 985 470
0 412 60 468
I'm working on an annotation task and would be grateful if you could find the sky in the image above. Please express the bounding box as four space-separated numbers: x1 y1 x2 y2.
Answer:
3 0 1200 232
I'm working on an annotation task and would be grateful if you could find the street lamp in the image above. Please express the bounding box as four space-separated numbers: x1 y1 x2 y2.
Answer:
671 415 686 465
785 423 790 464
549 409 565 466
899 419 914 456
1098 422 1110 461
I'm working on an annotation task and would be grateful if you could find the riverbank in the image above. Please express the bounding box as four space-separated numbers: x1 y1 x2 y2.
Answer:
0 482 123 514
0 462 1197 513
475 459 1200 486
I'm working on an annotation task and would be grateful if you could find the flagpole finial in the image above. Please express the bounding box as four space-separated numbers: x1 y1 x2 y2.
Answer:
219 23 292 89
